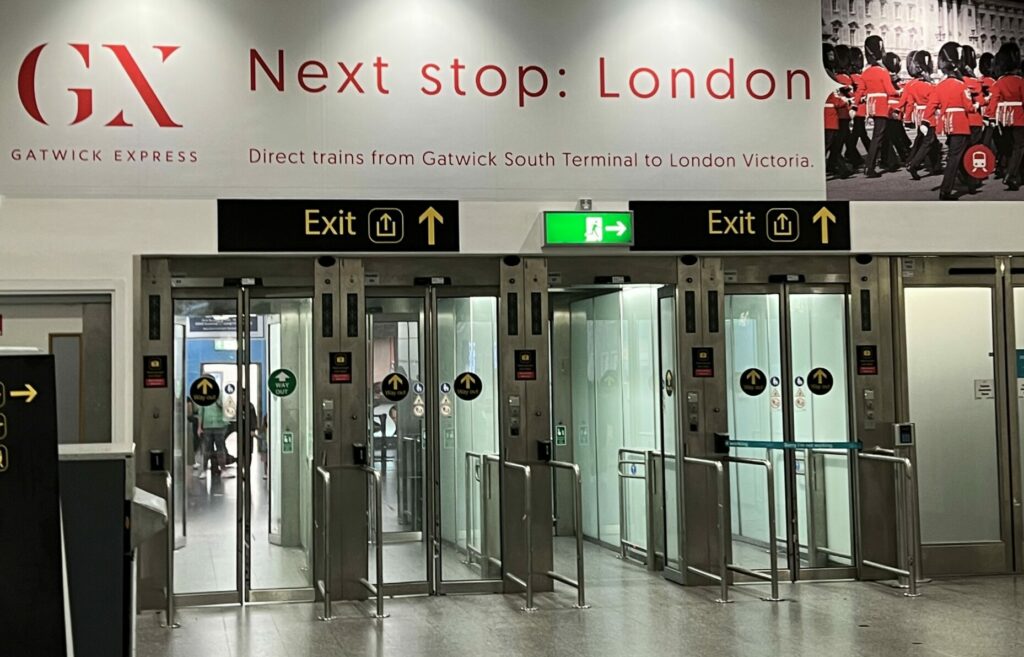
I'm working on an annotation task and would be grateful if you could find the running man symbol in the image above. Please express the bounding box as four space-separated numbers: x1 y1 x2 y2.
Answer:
585 216 603 242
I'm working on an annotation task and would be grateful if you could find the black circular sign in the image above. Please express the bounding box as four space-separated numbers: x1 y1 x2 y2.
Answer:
739 368 767 396
189 375 220 407
807 368 834 396
382 372 410 402
770 376 781 387
454 372 483 401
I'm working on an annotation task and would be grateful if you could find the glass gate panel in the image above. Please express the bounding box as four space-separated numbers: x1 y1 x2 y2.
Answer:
906 287 1002 544
436 296 502 581
173 299 239 595
250 298 314 591
367 297 427 584
724 294 785 569
787 293 853 567
659 293 680 571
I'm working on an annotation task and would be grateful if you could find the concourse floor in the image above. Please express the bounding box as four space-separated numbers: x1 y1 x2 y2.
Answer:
140 539 1024 657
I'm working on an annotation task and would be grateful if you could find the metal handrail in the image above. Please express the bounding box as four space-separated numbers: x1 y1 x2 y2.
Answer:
857 449 921 597
315 466 333 621
315 464 389 621
463 451 498 568
358 465 389 618
502 461 535 612
546 460 589 609
682 456 730 603
617 448 661 565
163 472 179 628
723 456 781 602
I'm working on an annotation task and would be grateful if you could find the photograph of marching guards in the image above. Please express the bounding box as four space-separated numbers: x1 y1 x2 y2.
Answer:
823 0 1024 199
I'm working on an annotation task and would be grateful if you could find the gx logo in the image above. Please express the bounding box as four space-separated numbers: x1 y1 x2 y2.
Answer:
18 43 182 128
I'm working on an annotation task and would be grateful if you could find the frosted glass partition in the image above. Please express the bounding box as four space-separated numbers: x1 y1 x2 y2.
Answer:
724 294 784 568
594 292 625 545
571 300 599 539
788 294 852 564
569 288 661 550
659 295 680 570
906 287 1001 543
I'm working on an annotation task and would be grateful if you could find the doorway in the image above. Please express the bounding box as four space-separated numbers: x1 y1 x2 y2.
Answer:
171 287 314 604
900 257 1020 575
724 281 855 580
365 285 504 595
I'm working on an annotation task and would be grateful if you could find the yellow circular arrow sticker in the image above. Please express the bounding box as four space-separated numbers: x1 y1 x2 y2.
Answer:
739 368 767 396
382 372 409 402
807 368 834 396
454 372 483 401
189 375 221 407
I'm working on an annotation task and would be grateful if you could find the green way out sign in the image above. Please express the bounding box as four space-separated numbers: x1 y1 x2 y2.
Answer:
544 211 634 247
269 369 297 397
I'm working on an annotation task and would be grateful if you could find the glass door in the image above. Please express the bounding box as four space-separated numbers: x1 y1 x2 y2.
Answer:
172 289 314 605
366 287 503 595
903 269 1015 575
724 284 854 580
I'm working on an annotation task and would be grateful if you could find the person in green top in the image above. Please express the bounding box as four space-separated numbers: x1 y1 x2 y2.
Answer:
198 398 233 480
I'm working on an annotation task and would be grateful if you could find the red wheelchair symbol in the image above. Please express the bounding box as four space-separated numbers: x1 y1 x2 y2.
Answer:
963 144 995 179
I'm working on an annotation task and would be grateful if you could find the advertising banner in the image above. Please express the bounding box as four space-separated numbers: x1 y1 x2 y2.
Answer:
822 0 1024 201
1 0 1021 202
0 0 828 200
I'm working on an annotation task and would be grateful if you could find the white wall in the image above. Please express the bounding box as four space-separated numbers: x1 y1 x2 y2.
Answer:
0 304 82 352
2 196 1024 445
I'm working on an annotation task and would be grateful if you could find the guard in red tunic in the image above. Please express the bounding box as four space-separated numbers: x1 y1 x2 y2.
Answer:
861 36 898 178
883 52 911 168
923 42 977 200
823 44 853 179
979 52 999 154
846 47 870 167
903 51 941 179
960 46 985 143
834 45 857 168
986 44 1024 190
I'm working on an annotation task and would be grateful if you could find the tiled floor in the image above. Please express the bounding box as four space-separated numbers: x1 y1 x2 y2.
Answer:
174 453 310 593
140 538 1024 657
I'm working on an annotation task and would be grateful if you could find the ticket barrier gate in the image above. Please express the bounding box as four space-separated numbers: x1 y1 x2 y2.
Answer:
315 462 388 621
499 456 589 612
617 448 665 571
716 426 923 601
682 450 782 604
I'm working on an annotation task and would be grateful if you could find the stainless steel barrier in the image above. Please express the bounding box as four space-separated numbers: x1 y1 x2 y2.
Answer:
546 460 589 609
162 472 179 628
315 465 389 621
481 454 505 573
360 465 388 618
723 456 781 602
857 448 921 597
682 456 730 604
315 466 333 621
616 448 661 569
502 461 535 612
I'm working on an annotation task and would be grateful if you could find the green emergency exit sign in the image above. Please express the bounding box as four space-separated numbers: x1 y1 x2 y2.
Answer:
543 211 634 246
